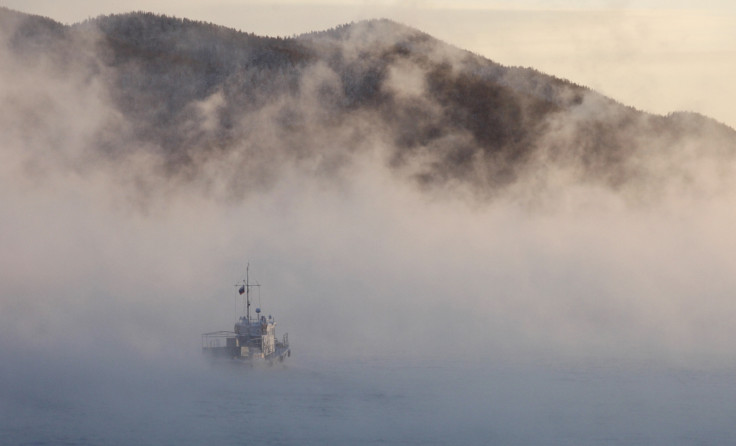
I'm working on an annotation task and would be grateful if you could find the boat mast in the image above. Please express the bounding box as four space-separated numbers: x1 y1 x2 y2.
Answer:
237 263 260 322
246 264 251 321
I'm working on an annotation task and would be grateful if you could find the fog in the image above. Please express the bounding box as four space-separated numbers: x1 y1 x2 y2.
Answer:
3 10 736 444
5 145 736 367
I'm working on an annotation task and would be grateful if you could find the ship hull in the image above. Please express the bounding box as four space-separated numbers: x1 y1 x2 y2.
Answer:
201 330 290 364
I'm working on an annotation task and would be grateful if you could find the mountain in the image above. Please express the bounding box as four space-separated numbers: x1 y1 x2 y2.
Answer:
2 8 735 201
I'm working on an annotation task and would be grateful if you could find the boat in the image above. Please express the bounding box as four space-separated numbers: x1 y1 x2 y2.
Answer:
202 265 290 364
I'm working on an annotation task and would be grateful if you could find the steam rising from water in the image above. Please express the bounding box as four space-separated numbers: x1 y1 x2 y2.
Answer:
3 10 736 374
4 120 736 369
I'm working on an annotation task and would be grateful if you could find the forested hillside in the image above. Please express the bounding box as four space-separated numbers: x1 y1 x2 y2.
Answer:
2 7 735 201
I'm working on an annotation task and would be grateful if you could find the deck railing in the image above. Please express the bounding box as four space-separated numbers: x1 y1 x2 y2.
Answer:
201 331 236 348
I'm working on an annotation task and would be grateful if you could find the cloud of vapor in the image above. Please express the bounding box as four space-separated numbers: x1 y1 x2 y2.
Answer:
2 10 736 381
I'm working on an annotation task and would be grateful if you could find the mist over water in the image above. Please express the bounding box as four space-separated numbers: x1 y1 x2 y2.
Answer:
5 137 736 444
6 145 736 366
3 9 736 445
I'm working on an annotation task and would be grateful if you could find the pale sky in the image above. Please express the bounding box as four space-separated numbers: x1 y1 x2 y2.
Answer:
3 0 736 129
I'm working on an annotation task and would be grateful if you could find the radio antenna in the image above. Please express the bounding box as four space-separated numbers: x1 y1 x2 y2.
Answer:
235 263 260 321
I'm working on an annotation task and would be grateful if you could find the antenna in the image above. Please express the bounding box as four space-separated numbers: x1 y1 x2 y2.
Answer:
235 263 260 322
